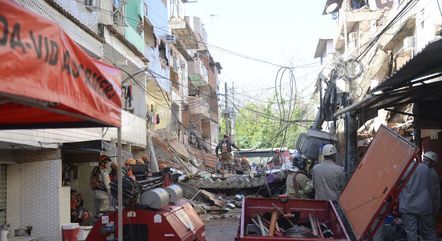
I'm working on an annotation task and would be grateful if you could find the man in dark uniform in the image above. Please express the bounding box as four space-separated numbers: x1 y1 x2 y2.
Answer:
215 134 240 170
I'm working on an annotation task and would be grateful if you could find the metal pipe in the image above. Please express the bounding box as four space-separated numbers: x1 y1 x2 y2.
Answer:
225 82 229 135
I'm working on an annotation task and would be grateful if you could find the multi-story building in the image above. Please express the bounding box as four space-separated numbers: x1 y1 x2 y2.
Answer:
0 0 147 240
169 0 222 149
316 0 442 173
0 1 221 239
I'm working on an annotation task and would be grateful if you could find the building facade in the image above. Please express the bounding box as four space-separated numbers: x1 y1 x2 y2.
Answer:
316 0 442 173
0 1 221 240
1 0 147 240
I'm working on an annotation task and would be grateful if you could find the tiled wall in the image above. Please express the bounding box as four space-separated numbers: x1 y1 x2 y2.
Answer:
19 159 64 241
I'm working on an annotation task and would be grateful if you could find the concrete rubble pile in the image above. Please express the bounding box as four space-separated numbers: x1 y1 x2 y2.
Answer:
149 130 217 174
148 131 290 220
181 172 286 191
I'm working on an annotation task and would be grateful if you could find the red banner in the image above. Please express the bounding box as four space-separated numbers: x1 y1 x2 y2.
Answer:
0 0 122 128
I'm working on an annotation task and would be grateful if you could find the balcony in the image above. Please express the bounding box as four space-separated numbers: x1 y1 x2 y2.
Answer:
188 96 210 119
334 8 384 51
170 16 207 50
188 58 208 87
186 16 208 50
170 17 198 49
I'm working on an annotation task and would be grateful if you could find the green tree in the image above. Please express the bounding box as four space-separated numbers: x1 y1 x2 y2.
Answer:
233 96 309 149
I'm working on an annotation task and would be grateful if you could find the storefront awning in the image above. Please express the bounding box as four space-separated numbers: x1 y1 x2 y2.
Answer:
0 1 122 129
334 38 442 117
62 140 133 161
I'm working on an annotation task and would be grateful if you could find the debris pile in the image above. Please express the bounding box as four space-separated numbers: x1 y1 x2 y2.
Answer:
179 182 243 221
180 172 286 193
244 206 334 238
149 130 216 174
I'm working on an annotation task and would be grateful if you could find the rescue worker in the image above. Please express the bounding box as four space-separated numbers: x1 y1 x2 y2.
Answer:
109 161 118 183
241 156 251 173
268 149 282 168
108 161 118 209
124 158 136 181
141 154 152 174
90 155 111 217
312 144 345 200
215 134 240 170
423 151 440 218
286 155 313 199
399 157 437 241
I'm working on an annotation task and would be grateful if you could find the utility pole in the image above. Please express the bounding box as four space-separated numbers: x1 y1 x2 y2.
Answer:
224 82 229 136
231 82 235 141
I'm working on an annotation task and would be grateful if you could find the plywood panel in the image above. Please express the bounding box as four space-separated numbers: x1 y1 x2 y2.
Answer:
339 125 417 240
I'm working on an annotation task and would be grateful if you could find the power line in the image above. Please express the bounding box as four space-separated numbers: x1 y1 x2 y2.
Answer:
74 0 324 70
120 66 219 147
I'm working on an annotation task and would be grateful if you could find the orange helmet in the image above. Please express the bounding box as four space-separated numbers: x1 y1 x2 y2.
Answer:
125 158 136 165
98 155 110 163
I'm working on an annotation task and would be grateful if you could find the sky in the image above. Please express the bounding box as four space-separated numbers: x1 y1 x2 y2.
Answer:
184 0 335 102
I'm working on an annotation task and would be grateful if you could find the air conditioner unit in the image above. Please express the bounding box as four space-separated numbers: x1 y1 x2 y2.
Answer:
84 0 97 10
166 34 176 43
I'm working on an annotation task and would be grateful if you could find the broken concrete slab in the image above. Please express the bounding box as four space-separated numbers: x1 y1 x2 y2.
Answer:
200 190 226 207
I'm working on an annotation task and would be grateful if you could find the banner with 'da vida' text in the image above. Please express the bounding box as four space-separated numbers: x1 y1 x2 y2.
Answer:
0 0 122 128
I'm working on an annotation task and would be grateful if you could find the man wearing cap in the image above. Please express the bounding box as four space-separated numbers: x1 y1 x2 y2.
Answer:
215 134 240 170
90 155 111 217
312 144 345 200
423 151 441 218
399 152 437 241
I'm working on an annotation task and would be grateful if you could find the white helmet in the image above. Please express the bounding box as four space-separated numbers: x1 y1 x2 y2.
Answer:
424 151 439 164
288 164 299 172
322 144 337 156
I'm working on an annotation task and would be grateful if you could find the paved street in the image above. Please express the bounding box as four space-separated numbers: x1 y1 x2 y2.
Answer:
205 218 239 241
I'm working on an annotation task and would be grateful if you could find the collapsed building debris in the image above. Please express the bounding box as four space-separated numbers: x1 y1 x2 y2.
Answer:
180 172 287 195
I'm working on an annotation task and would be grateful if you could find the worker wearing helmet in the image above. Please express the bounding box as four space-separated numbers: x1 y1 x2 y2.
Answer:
423 151 440 218
268 149 283 168
399 152 437 241
286 155 313 199
312 144 345 200
124 158 136 181
215 134 240 170
141 155 152 173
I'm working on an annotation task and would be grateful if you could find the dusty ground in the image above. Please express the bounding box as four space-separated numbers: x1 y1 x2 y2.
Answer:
205 217 239 241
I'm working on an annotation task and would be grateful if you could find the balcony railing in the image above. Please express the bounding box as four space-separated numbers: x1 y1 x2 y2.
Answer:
188 59 208 87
